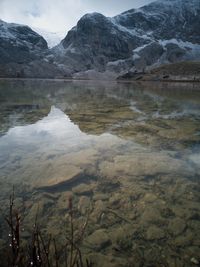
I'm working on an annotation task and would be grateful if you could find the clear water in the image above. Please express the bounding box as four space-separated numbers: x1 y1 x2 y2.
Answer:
0 80 200 266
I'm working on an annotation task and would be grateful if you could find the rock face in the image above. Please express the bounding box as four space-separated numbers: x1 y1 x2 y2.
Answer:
52 12 145 73
52 0 200 78
0 0 200 78
0 20 65 78
0 20 47 64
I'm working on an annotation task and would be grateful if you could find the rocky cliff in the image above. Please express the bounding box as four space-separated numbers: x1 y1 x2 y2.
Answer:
0 20 48 64
54 0 200 78
0 20 65 78
0 0 200 78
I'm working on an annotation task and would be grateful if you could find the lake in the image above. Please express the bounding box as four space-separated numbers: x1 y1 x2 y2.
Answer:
0 79 200 267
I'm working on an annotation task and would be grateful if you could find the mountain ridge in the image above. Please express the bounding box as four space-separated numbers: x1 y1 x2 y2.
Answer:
0 0 200 79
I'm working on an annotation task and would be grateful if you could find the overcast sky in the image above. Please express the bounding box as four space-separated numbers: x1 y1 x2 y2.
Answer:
0 0 154 33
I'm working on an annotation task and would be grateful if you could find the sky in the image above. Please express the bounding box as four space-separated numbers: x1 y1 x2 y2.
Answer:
0 0 154 33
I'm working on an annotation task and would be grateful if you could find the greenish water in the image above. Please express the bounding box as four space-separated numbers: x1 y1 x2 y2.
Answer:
0 80 200 266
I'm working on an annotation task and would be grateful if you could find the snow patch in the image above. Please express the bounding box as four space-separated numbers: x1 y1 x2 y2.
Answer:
110 18 141 37
107 59 126 66
159 39 200 58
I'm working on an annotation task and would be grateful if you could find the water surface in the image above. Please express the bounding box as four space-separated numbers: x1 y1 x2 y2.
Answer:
0 80 200 267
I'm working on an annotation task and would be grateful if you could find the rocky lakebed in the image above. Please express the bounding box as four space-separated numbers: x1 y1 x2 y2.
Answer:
0 80 200 267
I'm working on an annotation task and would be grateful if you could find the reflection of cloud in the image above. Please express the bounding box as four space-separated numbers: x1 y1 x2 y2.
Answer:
5 106 82 142
0 0 154 33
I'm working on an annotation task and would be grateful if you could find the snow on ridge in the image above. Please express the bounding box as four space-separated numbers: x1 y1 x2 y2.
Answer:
107 59 127 66
133 43 151 53
0 20 42 41
159 39 200 48
110 17 149 38
144 0 200 16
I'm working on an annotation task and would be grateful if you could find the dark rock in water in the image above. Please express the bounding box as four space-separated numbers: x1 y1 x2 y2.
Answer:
72 183 94 196
85 229 111 251
37 172 95 193
168 218 186 236
146 225 165 240
77 196 91 215
190 257 199 265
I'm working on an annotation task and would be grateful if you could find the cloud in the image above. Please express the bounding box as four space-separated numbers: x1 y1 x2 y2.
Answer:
0 0 154 33
0 0 87 32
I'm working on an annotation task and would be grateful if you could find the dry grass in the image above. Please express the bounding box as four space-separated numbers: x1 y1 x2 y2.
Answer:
1 190 92 267
151 61 200 76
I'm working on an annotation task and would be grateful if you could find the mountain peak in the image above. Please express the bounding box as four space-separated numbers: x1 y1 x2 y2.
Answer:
0 0 200 78
0 19 48 65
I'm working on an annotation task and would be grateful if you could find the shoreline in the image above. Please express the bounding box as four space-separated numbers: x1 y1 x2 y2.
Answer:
0 77 200 84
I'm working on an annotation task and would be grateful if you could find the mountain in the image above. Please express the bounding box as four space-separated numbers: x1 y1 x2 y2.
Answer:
52 0 200 78
0 0 200 79
0 20 48 64
0 20 65 78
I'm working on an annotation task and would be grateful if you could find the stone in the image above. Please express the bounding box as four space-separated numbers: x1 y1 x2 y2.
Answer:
77 196 91 215
73 183 93 196
173 229 194 247
93 193 109 201
168 218 186 236
90 200 106 223
99 152 192 180
140 206 164 225
56 191 73 210
85 229 111 251
109 193 121 206
36 166 82 188
142 193 157 203
190 258 199 265
146 225 165 240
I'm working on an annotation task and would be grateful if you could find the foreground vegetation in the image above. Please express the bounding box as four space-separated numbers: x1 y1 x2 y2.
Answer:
0 191 92 267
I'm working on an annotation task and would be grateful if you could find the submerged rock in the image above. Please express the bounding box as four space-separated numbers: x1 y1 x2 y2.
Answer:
99 152 192 179
146 225 165 240
77 196 91 215
85 229 111 251
168 218 186 236
36 166 84 192
190 257 199 265
73 183 94 196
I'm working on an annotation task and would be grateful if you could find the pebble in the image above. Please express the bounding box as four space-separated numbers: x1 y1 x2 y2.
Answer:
190 257 199 265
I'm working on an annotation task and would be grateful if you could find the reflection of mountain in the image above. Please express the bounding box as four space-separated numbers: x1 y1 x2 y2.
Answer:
1 80 200 149
0 80 53 136
0 104 50 137
3 106 82 144
59 82 200 149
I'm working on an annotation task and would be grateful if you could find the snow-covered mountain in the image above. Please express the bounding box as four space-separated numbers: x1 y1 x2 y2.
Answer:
0 19 48 64
0 0 200 78
52 0 200 78
0 20 66 78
